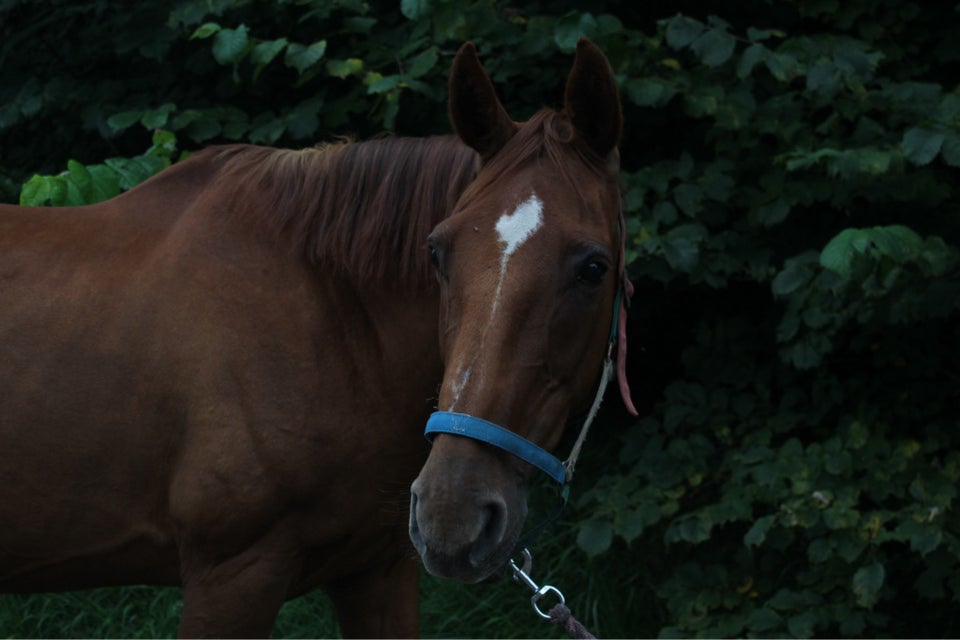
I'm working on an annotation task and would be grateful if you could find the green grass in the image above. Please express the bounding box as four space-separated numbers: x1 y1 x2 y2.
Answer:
0 549 646 639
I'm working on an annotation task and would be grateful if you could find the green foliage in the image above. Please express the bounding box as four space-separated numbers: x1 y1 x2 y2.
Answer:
19 130 179 206
3 1 960 638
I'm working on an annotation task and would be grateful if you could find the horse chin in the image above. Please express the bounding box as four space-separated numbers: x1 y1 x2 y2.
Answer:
416 539 518 584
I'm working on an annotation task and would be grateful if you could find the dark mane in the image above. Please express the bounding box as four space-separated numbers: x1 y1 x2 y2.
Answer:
210 136 478 285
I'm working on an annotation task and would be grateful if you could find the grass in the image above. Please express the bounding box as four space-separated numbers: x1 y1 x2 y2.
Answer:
1 549 646 639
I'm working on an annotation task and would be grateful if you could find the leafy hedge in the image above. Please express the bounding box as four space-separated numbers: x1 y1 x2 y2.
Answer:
3 1 960 637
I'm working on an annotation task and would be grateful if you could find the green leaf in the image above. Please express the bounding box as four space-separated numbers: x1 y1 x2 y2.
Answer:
185 117 221 143
806 538 831 566
902 127 945 165
737 43 765 79
852 562 885 608
763 51 797 81
343 17 377 33
140 103 176 130
367 74 401 94
577 518 613 556
673 183 703 216
819 228 861 275
596 14 624 35
625 77 677 107
787 611 819 637
661 224 707 272
251 38 288 67
400 0 431 20
212 25 250 65
190 22 221 40
285 98 321 139
555 13 598 52
406 48 438 79
615 509 646 543
87 164 120 202
652 201 679 224
744 515 776 547
248 114 286 145
941 133 960 167
806 62 840 94
667 514 712 543
104 156 163 190
819 226 925 276
20 174 55 206
753 199 791 227
285 40 327 74
326 58 364 79
746 607 782 632
106 110 143 132
747 26 784 42
894 518 942 555
664 15 705 49
691 29 736 67
67 160 94 204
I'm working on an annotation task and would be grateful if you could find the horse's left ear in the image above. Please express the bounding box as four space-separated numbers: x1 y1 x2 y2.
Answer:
564 38 622 158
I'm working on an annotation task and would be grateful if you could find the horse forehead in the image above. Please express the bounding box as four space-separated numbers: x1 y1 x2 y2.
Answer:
495 194 543 257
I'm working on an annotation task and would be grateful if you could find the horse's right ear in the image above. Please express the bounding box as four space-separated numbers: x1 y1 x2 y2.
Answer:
448 42 517 160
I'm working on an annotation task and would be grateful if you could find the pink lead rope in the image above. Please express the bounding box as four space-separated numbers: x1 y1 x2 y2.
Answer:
616 212 638 417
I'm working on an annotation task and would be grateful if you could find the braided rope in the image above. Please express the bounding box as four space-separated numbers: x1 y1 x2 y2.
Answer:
547 603 597 639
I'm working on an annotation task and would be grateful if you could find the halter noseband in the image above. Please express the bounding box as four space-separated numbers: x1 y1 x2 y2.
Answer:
424 214 633 487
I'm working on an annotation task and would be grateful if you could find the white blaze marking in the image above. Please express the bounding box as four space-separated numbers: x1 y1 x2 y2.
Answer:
490 193 544 317
447 367 473 410
495 195 543 262
447 193 544 411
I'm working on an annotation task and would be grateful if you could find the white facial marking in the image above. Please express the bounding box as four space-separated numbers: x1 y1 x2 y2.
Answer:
447 366 473 410
447 192 544 411
495 194 543 262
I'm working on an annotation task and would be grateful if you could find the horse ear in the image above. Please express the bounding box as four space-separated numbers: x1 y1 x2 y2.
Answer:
564 38 622 158
449 42 517 160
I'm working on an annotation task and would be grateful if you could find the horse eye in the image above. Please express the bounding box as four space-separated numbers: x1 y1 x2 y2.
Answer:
578 259 608 286
429 244 446 280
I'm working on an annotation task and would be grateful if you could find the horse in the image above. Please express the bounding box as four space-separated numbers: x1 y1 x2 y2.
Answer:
0 38 631 637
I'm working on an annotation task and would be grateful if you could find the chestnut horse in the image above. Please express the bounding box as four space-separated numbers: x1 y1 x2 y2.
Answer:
0 39 630 637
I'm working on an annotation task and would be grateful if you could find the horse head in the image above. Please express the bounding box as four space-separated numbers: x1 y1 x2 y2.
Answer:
409 39 630 583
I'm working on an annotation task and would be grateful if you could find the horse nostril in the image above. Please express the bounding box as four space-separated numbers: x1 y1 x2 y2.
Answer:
469 498 508 567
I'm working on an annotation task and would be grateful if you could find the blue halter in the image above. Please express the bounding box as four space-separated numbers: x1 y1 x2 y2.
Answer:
424 411 568 485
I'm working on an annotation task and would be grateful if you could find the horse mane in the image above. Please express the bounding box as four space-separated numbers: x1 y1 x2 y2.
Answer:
208 135 479 285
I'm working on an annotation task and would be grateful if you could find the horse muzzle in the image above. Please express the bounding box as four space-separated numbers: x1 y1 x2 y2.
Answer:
408 436 527 583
